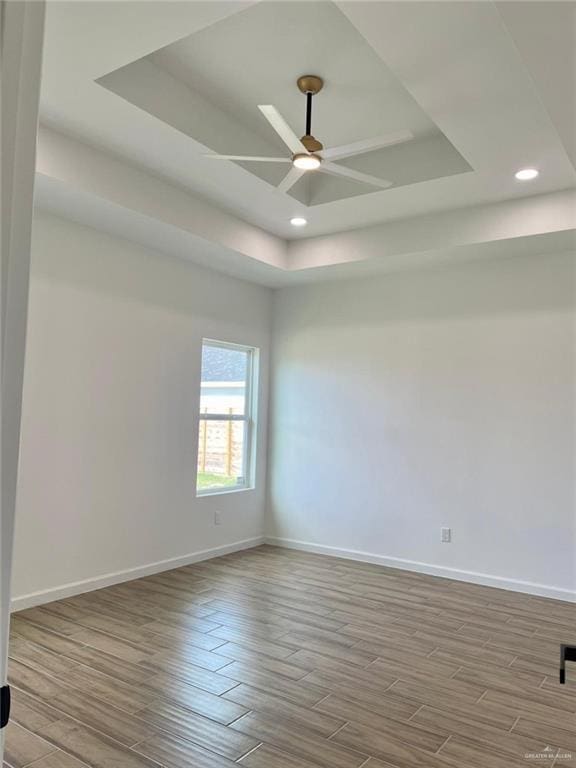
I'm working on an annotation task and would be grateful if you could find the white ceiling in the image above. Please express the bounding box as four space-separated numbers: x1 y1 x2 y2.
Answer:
37 1 575 283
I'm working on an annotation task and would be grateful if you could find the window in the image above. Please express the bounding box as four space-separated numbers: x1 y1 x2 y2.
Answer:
196 339 258 495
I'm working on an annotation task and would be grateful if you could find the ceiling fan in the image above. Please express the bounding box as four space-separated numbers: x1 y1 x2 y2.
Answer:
205 75 413 193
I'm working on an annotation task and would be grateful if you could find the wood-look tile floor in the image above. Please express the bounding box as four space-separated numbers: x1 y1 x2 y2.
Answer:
5 545 576 768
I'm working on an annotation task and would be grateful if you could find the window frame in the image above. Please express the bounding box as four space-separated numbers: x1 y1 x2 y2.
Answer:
196 338 258 497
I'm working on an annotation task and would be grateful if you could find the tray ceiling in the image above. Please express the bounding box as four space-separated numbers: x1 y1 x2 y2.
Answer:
37 0 575 258
98 1 471 206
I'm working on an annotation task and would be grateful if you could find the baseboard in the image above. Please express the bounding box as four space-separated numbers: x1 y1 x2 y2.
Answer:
11 536 264 612
265 536 576 603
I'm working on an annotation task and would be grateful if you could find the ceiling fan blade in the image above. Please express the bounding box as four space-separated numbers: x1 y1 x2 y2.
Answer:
322 130 413 161
258 105 307 154
321 162 393 189
277 166 306 193
204 154 290 162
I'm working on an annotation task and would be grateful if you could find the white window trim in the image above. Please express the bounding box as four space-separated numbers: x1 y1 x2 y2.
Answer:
196 339 258 497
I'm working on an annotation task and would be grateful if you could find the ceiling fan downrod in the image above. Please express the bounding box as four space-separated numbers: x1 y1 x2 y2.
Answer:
297 75 323 154
306 91 313 137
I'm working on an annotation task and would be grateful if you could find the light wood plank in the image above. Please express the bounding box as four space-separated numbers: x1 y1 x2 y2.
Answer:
223 683 345 736
135 701 258 760
4 722 57 768
314 694 448 751
38 719 160 768
239 743 325 768
230 711 368 768
132 731 237 768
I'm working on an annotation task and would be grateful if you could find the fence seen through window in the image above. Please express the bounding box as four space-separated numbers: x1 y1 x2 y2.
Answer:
197 340 257 494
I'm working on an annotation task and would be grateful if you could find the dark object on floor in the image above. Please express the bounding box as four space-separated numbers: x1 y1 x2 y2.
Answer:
0 684 10 729
560 644 576 684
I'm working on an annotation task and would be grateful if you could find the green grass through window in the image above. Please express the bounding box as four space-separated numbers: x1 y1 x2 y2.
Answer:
197 472 237 491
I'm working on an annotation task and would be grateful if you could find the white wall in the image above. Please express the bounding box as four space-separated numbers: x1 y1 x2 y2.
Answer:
12 215 576 605
268 252 576 599
12 212 271 606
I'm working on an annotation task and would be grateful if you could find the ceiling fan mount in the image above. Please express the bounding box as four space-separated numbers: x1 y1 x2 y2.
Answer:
204 73 414 195
296 75 324 96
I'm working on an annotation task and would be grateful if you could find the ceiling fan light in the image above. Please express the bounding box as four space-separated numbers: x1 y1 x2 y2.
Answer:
293 153 321 170
515 168 539 181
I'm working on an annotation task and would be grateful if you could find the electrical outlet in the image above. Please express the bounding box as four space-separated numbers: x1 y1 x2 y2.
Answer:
214 511 222 526
441 527 451 543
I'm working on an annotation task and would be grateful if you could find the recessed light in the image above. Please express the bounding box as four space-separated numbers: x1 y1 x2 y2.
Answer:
290 217 307 227
515 168 539 181
293 153 321 170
